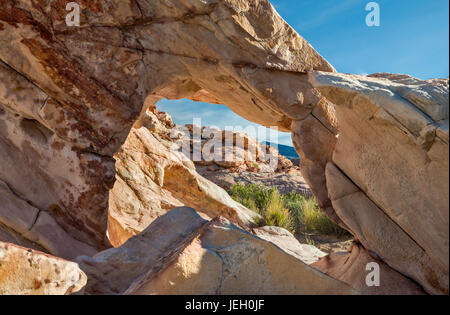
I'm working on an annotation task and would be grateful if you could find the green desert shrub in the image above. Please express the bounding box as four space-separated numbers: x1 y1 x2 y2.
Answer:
230 182 276 214
263 191 292 230
301 197 347 236
229 182 348 236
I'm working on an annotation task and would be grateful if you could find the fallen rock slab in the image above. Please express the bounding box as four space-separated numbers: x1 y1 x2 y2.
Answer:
79 207 356 295
123 210 355 295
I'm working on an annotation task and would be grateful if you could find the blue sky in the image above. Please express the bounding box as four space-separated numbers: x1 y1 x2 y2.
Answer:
158 0 449 146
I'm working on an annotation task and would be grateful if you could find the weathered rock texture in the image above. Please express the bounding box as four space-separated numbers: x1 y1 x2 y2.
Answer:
305 73 449 294
0 241 86 295
0 178 96 260
0 0 448 295
79 207 354 295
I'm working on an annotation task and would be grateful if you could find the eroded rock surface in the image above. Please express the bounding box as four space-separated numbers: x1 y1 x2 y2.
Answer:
0 178 96 260
312 243 426 295
0 241 86 295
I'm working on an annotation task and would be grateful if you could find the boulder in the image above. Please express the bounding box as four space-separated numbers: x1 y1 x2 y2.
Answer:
252 226 326 265
0 242 86 295
77 207 355 295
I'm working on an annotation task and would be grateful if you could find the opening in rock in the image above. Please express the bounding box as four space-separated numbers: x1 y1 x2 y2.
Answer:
107 97 350 251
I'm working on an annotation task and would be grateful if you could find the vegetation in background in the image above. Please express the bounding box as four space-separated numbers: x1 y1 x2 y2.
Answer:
230 182 349 237
264 190 292 229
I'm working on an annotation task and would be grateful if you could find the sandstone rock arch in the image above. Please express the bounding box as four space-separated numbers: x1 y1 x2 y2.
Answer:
0 0 448 294
0 0 335 249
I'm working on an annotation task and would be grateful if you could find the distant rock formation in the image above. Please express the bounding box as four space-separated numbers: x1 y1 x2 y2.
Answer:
167 113 312 195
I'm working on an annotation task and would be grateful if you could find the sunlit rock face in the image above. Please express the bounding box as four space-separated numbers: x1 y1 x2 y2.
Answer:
0 241 87 295
79 208 355 295
0 0 448 295
306 73 449 294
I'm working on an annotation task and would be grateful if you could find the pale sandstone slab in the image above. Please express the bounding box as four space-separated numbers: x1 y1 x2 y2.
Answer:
123 209 356 295
78 207 208 294
0 242 86 295
253 225 326 265
309 72 449 293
